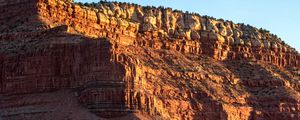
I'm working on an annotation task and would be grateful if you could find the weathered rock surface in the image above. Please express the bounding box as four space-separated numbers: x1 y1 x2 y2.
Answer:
0 0 299 120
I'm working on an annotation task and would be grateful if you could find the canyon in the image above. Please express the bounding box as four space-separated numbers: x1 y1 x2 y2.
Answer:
0 0 299 119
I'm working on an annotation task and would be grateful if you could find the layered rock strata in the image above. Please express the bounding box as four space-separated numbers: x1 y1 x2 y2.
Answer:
0 0 299 120
35 0 299 67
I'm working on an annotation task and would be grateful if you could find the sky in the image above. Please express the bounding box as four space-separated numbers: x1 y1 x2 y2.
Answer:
75 0 300 51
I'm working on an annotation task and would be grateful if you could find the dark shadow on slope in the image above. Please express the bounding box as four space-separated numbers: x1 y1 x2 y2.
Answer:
189 88 229 120
0 1 134 118
224 59 299 120
0 27 132 119
157 52 230 120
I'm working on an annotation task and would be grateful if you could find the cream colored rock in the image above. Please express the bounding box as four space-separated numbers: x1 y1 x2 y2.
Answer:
224 22 233 37
161 9 172 30
217 35 226 44
110 3 122 18
140 15 157 32
185 30 191 40
277 43 282 51
262 40 271 48
135 7 144 20
141 23 153 32
225 37 235 45
123 6 134 20
200 18 207 30
172 13 184 29
143 16 156 26
207 19 219 33
186 15 201 30
218 23 227 36
282 46 288 52
158 29 168 37
98 4 108 15
271 41 278 49
170 14 177 31
234 38 245 45
155 10 163 29
251 39 263 47
1 1 300 120
244 39 252 46
256 33 262 40
226 28 233 37
174 29 186 38
97 12 110 24
209 32 225 43
117 19 129 28
233 29 242 39
87 10 98 22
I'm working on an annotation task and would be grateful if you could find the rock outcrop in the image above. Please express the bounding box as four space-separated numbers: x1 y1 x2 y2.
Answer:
0 0 299 120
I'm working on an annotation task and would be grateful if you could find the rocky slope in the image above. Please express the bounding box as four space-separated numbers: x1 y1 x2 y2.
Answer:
0 0 299 120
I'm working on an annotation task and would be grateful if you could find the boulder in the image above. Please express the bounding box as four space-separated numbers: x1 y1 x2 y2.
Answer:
190 30 200 40
251 39 263 47
262 40 271 48
209 32 225 43
186 15 201 30
234 38 244 45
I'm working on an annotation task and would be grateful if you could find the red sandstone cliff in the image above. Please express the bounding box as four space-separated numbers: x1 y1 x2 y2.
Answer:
0 0 299 120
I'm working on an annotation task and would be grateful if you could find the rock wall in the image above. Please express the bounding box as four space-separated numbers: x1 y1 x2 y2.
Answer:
0 29 133 118
1 0 297 67
36 0 300 67
112 45 300 119
0 0 299 120
37 0 138 46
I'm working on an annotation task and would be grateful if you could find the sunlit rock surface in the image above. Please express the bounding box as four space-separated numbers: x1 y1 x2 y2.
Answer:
0 0 299 120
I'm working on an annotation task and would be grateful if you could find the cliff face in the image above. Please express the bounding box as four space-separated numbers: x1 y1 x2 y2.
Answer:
0 0 299 120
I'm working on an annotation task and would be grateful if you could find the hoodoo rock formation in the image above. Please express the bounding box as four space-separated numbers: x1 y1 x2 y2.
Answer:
0 0 299 120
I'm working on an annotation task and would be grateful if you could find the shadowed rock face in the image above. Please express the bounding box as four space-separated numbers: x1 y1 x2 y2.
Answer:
0 0 299 120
